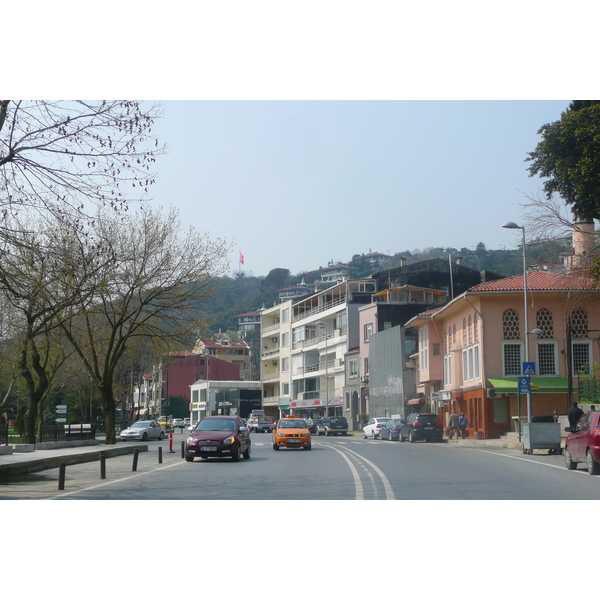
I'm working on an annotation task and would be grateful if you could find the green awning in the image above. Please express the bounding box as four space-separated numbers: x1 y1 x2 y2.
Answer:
488 378 569 393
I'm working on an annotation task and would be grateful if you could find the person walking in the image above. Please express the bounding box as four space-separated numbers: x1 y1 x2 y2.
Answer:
568 402 584 431
448 410 459 440
458 412 470 439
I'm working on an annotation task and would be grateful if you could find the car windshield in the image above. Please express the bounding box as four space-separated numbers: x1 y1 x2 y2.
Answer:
279 420 306 428
131 422 149 428
329 418 346 425
195 419 236 432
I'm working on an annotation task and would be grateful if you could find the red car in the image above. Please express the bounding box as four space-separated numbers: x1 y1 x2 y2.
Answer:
185 416 251 462
565 410 600 475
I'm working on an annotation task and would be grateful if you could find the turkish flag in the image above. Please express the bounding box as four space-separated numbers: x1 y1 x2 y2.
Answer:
239 251 245 265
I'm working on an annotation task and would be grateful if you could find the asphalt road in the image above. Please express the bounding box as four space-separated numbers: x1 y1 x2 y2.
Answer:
2 431 600 500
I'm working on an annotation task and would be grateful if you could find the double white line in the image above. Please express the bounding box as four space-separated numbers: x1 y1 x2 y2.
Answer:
318 441 396 500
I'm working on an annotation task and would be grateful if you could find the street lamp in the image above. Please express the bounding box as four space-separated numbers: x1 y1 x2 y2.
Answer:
503 221 544 425
316 322 329 418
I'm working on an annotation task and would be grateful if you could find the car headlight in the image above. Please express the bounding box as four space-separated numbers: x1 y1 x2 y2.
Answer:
302 433 311 437
277 433 286 437
186 437 196 445
223 435 236 445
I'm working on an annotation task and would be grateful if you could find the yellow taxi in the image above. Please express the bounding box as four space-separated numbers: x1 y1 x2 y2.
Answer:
272 416 312 451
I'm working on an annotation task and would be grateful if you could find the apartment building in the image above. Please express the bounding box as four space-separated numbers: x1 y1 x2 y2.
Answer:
260 299 293 417
289 278 376 417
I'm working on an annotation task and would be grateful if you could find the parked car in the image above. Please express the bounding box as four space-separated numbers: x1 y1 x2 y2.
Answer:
363 417 391 439
272 416 312 450
318 416 349 436
185 416 251 462
380 418 405 441
565 410 600 475
172 418 186 429
156 416 172 430
306 418 322 436
120 420 165 442
400 413 444 443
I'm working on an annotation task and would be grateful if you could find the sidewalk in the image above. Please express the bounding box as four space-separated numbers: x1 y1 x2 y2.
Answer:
0 440 149 478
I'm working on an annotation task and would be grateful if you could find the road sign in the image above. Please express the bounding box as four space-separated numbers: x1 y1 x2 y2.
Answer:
522 362 536 376
55 404 68 413
518 377 531 394
55 417 67 423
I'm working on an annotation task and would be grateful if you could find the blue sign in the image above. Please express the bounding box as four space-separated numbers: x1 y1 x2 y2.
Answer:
522 362 536 376
518 377 531 394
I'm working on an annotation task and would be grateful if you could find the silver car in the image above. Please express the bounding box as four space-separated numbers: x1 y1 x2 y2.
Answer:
120 420 165 441
362 417 391 439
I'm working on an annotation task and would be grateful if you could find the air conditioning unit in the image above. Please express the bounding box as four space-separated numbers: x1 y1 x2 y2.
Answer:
487 388 497 398
272 337 278 343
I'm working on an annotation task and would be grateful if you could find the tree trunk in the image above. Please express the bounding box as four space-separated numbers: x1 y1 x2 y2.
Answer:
100 384 117 445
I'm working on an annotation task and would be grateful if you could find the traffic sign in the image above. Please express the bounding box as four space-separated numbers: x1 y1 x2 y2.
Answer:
522 362 536 376
518 377 531 394
55 417 67 423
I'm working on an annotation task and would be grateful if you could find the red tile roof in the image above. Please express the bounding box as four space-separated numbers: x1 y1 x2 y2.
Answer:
469 271 596 293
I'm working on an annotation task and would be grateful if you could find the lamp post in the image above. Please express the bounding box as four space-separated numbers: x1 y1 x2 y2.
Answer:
502 221 545 425
316 322 329 418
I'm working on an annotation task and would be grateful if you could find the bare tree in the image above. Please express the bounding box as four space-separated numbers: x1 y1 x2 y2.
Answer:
59 206 230 444
0 100 162 228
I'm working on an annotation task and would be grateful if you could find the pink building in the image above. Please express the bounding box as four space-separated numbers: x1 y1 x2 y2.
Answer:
405 271 600 439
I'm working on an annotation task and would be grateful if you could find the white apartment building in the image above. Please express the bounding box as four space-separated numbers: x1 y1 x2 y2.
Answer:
289 278 376 417
260 299 293 417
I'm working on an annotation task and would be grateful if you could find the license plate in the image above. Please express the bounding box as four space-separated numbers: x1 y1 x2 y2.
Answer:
287 439 301 444
200 446 217 451
424 427 434 430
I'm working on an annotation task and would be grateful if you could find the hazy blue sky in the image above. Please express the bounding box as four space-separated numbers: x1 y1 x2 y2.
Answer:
151 100 570 277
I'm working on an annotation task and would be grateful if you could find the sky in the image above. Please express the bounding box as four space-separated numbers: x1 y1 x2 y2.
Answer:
150 99 571 277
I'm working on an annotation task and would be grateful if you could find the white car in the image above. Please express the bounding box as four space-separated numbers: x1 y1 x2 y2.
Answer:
172 418 186 429
120 420 165 441
363 417 391 439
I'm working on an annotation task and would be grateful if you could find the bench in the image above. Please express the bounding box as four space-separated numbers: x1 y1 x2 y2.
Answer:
64 423 95 440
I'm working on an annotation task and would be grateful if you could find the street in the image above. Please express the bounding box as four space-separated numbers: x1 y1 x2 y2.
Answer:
2 431 600 500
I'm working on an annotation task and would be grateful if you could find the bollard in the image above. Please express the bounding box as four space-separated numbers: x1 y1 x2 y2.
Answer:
132 448 139 471
158 446 162 464
181 440 185 459
169 432 175 453
100 451 106 479
58 463 66 490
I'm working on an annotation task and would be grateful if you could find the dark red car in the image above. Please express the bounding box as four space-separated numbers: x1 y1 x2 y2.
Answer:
185 416 251 462
565 410 600 475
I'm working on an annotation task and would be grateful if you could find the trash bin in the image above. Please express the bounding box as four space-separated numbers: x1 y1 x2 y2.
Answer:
522 422 562 455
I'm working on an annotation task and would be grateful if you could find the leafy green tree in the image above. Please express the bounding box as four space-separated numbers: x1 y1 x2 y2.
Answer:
526 101 600 221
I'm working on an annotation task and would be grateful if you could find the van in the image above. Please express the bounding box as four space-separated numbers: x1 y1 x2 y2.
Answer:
318 416 349 436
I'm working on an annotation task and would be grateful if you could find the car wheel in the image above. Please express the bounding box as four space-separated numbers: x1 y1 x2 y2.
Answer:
158 432 164 440
565 448 577 470
363 432 368 439
272 443 279 451
243 443 251 460
304 445 312 451
185 454 194 462
231 447 240 462
142 433 147 441
587 450 600 475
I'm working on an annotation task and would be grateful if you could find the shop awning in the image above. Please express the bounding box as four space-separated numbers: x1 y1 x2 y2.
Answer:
407 398 422 405
487 378 569 393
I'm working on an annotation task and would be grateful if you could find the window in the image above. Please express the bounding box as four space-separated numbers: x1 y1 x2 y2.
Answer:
281 332 289 347
536 308 554 338
419 327 428 370
573 340 592 375
443 354 452 386
503 342 523 376
364 323 373 342
364 357 369 375
503 309 521 339
282 308 289 323
537 342 558 376
462 344 480 382
349 360 358 377
282 383 289 396
282 357 289 372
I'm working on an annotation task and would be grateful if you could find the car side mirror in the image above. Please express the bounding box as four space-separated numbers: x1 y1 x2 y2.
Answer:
240 426 249 433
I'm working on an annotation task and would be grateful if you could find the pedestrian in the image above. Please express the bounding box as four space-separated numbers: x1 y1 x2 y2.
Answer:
448 410 459 439
568 402 584 431
458 412 470 439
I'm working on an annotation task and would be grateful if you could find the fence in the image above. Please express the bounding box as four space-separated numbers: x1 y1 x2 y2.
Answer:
0 424 96 445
